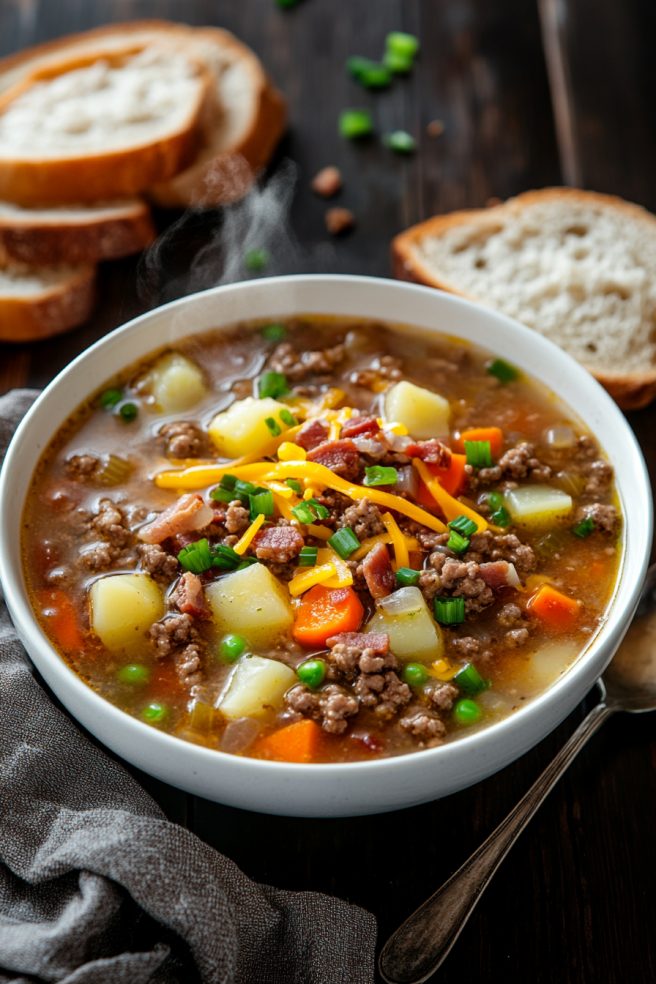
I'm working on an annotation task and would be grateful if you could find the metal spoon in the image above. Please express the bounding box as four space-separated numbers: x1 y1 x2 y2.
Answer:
379 564 656 984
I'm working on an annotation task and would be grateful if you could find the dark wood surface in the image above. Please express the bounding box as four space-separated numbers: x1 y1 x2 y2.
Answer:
1 2 655 981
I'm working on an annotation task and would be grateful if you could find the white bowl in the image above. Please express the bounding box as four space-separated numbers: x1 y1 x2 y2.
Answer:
0 275 650 817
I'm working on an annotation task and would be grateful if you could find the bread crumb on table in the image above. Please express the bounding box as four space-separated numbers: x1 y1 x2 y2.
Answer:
311 166 342 197
426 120 445 137
325 207 354 235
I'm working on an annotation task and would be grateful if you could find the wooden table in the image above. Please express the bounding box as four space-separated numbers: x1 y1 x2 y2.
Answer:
2 2 655 980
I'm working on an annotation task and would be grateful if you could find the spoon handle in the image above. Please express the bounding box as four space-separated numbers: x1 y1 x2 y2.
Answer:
378 700 616 984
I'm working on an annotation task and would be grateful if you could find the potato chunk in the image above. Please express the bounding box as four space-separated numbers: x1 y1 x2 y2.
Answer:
205 562 294 648
385 380 450 439
208 396 293 458
148 352 207 413
90 574 164 654
365 588 444 663
219 655 297 719
505 485 573 530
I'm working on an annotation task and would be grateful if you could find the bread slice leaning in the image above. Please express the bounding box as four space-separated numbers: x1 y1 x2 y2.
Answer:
0 199 155 264
0 261 96 342
392 188 656 410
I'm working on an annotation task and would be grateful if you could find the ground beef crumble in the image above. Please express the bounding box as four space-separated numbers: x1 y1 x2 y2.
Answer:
137 542 179 582
225 500 250 534
283 683 359 734
84 499 131 570
65 454 100 480
149 613 199 657
326 639 412 719
268 342 345 381
576 502 617 533
337 497 385 539
399 707 446 744
159 421 206 458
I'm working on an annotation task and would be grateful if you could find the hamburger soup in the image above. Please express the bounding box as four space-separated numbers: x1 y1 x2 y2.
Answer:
22 318 621 763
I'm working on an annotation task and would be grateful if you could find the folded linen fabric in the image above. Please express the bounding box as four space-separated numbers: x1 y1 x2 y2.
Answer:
0 389 376 984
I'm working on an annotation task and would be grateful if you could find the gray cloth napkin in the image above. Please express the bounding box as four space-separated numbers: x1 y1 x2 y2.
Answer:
0 389 376 984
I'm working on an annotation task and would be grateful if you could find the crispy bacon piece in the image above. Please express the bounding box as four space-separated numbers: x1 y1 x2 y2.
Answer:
478 560 520 590
138 493 214 545
341 415 381 439
296 418 330 451
306 438 360 479
405 439 452 466
362 542 396 599
174 571 211 620
327 631 390 653
251 525 305 562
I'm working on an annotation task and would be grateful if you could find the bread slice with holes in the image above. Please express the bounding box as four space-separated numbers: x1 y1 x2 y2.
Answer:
392 188 656 409
0 198 155 264
0 261 96 342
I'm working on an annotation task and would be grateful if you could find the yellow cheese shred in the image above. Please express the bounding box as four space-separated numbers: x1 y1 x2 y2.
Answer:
288 563 337 596
232 512 265 555
412 457 487 533
317 546 354 588
381 512 409 571
307 523 333 540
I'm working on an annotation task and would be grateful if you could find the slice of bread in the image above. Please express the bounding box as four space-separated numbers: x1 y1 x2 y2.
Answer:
0 42 213 204
392 188 656 410
0 198 155 264
0 261 96 342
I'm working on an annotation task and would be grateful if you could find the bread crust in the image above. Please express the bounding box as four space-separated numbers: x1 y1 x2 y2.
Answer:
0 200 155 264
0 265 96 343
391 187 656 410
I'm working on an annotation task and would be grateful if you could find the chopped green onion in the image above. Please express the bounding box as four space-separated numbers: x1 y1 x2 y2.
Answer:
292 498 330 524
211 544 243 570
487 359 520 384
487 491 503 511
261 323 287 341
328 526 360 559
386 31 420 58
573 516 595 538
257 371 289 399
100 388 122 410
249 490 274 519
265 416 281 437
118 401 138 422
298 546 318 567
142 701 169 725
491 506 511 528
279 408 297 427
363 465 398 487
383 130 417 153
244 247 269 271
464 440 493 469
447 530 470 554
236 557 258 570
454 662 490 697
339 109 374 139
434 596 465 625
402 663 428 688
453 698 482 726
383 50 414 73
117 663 150 686
178 538 213 574
396 567 420 587
234 479 257 499
297 659 326 689
346 56 391 89
448 515 478 538
210 487 233 503
220 474 238 491
219 634 247 661
286 478 302 493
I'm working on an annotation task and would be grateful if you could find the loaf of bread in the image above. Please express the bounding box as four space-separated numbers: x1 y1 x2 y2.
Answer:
392 188 656 409
0 261 95 342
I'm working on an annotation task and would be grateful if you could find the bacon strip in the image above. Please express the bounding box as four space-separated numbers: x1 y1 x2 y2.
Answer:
405 440 452 466
362 541 396 599
478 560 520 590
341 415 381 439
174 571 211 620
306 438 360 479
296 418 330 451
138 493 214 545
327 632 390 652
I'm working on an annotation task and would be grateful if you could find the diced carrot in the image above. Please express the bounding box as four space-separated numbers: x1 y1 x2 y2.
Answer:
416 453 468 511
38 589 84 652
526 583 580 631
255 719 323 763
456 427 504 458
293 584 364 647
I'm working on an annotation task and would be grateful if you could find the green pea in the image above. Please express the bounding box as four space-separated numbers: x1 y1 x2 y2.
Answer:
100 388 122 410
297 659 326 689
142 702 169 725
453 698 482 726
118 401 138 422
219 634 247 662
402 663 428 688
244 248 269 271
261 323 287 342
383 130 417 154
117 664 150 686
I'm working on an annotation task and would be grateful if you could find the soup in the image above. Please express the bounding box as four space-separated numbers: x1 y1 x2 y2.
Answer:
22 317 621 763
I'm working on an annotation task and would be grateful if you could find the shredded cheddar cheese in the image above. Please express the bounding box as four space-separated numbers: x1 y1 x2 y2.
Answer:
232 513 265 555
288 562 337 596
307 523 333 540
412 457 487 533
278 441 305 461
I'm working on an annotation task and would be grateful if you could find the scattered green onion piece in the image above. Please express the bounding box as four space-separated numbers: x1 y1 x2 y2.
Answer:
210 486 234 503
220 474 238 492
491 506 511 528
396 567 420 587
100 388 122 410
339 109 374 139
363 465 398 487
383 50 414 73
279 408 297 427
117 663 150 686
142 702 169 725
261 323 287 341
383 130 417 153
211 544 242 570
346 56 391 89
386 31 420 58
265 416 282 437
447 530 470 554
244 247 269 271
219 634 247 662
297 659 326 689
236 558 258 570
448 515 478 538
118 401 138 422
464 440 493 469
286 478 302 493
298 546 318 567
249 490 274 520
434 596 465 625
178 538 213 574
487 491 503 511
402 663 428 688
328 526 361 559
454 662 490 697
234 479 258 501
292 498 330 524
258 371 289 399
573 516 595 538
487 359 520 384
453 698 482 726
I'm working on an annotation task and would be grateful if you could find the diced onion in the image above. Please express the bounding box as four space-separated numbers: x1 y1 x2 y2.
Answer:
505 563 521 587
382 430 413 452
378 585 424 616
395 464 419 498
353 437 386 457
544 425 576 449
